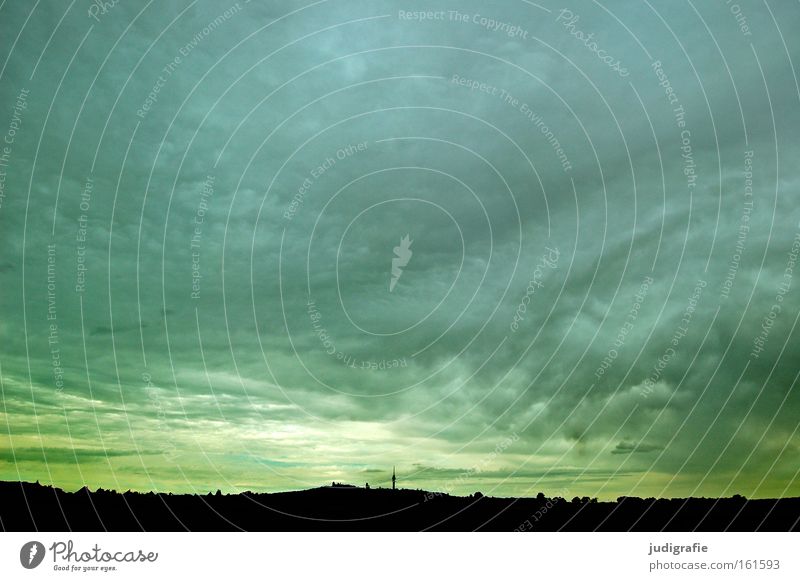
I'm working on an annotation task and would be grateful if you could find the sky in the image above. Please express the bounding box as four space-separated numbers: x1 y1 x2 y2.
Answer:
1 0 799 500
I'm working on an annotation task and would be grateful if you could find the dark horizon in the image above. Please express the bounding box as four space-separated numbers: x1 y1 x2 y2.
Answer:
1 477 781 502
3 479 799 532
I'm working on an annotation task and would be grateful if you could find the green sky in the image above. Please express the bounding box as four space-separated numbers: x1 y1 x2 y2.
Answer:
1 0 799 500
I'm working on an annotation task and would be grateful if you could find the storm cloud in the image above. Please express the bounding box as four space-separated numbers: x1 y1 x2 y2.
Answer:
1 0 799 499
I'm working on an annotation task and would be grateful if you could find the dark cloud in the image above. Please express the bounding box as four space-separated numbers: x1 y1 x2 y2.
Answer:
0 0 798 499
611 441 664 455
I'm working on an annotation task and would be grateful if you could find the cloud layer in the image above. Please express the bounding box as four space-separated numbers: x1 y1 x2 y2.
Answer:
1 0 799 499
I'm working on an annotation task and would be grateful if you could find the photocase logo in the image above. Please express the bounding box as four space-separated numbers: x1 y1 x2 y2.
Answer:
20 541 45 569
390 234 413 292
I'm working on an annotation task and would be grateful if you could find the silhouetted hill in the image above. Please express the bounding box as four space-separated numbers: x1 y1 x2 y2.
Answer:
1 481 797 531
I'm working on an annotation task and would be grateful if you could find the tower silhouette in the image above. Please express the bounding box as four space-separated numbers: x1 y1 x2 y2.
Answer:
392 466 396 490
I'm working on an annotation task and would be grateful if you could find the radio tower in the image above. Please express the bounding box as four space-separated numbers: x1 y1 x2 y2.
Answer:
392 466 396 490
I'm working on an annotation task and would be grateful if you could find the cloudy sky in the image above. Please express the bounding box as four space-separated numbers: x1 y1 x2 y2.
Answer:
1 0 799 500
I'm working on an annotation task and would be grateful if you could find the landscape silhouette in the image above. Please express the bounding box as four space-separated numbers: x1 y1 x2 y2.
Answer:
1 480 798 531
